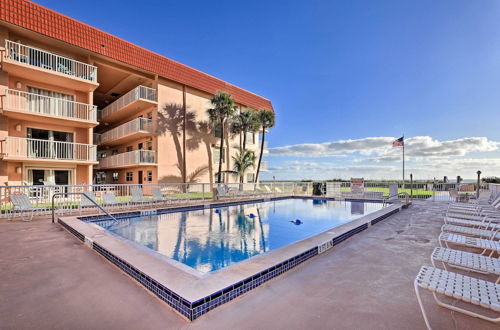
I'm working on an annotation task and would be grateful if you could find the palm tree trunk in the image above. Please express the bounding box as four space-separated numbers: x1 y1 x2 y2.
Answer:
242 131 247 151
255 129 265 182
217 121 224 183
224 132 230 183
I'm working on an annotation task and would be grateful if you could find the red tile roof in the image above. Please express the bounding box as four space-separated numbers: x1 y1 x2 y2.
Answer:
0 0 274 111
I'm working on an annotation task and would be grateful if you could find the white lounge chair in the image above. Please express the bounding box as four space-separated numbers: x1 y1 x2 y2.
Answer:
445 212 500 222
439 232 500 255
9 193 38 221
448 194 500 213
326 182 341 198
442 224 500 240
130 187 151 206
216 185 234 199
414 265 500 329
78 191 98 214
431 247 500 282
444 216 500 231
152 188 174 205
102 193 127 210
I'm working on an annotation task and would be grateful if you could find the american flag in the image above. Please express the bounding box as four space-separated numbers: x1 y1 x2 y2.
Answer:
392 136 404 147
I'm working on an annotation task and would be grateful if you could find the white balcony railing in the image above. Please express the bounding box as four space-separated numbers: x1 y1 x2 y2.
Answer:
1 137 96 162
96 150 156 168
100 86 157 120
4 40 97 82
4 89 97 122
96 118 155 145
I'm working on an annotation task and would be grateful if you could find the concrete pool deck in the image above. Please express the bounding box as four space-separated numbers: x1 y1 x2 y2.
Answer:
0 200 497 329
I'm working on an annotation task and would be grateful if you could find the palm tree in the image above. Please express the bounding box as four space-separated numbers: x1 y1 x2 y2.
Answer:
231 109 260 151
255 109 275 183
232 150 256 188
207 92 237 183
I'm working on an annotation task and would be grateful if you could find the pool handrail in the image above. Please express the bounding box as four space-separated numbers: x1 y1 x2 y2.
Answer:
52 192 117 223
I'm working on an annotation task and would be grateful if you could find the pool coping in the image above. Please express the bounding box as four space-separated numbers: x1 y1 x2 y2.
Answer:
58 196 404 321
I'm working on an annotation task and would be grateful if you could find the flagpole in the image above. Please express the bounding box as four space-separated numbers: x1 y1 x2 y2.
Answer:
402 135 405 186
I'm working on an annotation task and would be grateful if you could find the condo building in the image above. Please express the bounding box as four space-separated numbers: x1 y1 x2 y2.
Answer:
0 0 272 186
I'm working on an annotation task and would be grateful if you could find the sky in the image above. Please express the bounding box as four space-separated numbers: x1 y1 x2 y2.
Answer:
37 0 500 180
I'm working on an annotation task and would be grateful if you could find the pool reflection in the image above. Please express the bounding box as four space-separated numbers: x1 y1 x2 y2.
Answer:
99 199 384 273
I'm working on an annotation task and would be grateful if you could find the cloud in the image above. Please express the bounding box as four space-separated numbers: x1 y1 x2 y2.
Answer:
263 136 500 180
269 136 498 159
269 137 394 157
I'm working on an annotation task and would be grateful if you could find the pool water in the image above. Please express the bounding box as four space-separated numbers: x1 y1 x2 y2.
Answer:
96 199 384 273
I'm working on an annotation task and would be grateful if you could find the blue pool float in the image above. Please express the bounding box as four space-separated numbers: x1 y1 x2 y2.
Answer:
248 213 256 218
290 219 302 225
214 209 221 214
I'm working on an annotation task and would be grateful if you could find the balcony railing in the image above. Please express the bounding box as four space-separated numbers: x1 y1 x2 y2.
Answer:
4 89 97 122
96 150 156 169
4 40 97 82
1 137 96 162
96 118 156 145
100 86 157 120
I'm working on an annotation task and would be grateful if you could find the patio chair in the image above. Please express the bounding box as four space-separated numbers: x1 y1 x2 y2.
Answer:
448 193 500 212
78 191 98 215
441 224 500 240
445 211 500 223
130 187 151 207
439 232 500 255
326 182 341 198
152 188 173 205
216 185 233 199
444 216 500 231
414 265 500 329
431 247 500 282
102 193 127 210
9 193 38 221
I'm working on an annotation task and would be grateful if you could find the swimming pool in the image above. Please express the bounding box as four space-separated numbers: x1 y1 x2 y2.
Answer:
95 198 385 273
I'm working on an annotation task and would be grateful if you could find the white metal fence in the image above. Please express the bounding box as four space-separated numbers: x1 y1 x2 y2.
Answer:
96 150 156 169
0 181 494 219
5 40 97 82
1 137 96 162
5 89 97 122
0 182 313 218
100 86 157 120
96 118 155 145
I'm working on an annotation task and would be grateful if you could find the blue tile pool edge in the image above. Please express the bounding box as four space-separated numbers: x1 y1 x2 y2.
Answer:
58 202 402 321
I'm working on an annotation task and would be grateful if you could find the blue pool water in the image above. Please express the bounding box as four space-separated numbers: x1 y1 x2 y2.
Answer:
95 199 384 273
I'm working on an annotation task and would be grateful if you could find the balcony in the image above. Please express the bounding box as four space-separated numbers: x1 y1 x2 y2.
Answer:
2 40 98 92
99 86 157 123
95 118 156 146
1 137 97 164
2 89 98 127
96 150 156 169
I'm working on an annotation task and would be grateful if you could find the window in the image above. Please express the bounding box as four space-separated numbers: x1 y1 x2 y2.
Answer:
138 143 143 150
126 172 133 182
147 171 153 182
212 147 225 163
98 152 107 159
147 112 153 120
112 149 118 156
147 140 153 151
214 124 222 138
126 146 133 152
112 172 119 182
247 173 255 183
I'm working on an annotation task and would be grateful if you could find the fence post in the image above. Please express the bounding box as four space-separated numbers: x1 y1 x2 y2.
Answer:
410 173 413 200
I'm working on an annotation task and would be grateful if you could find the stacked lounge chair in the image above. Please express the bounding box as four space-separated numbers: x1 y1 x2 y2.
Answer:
414 190 500 328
